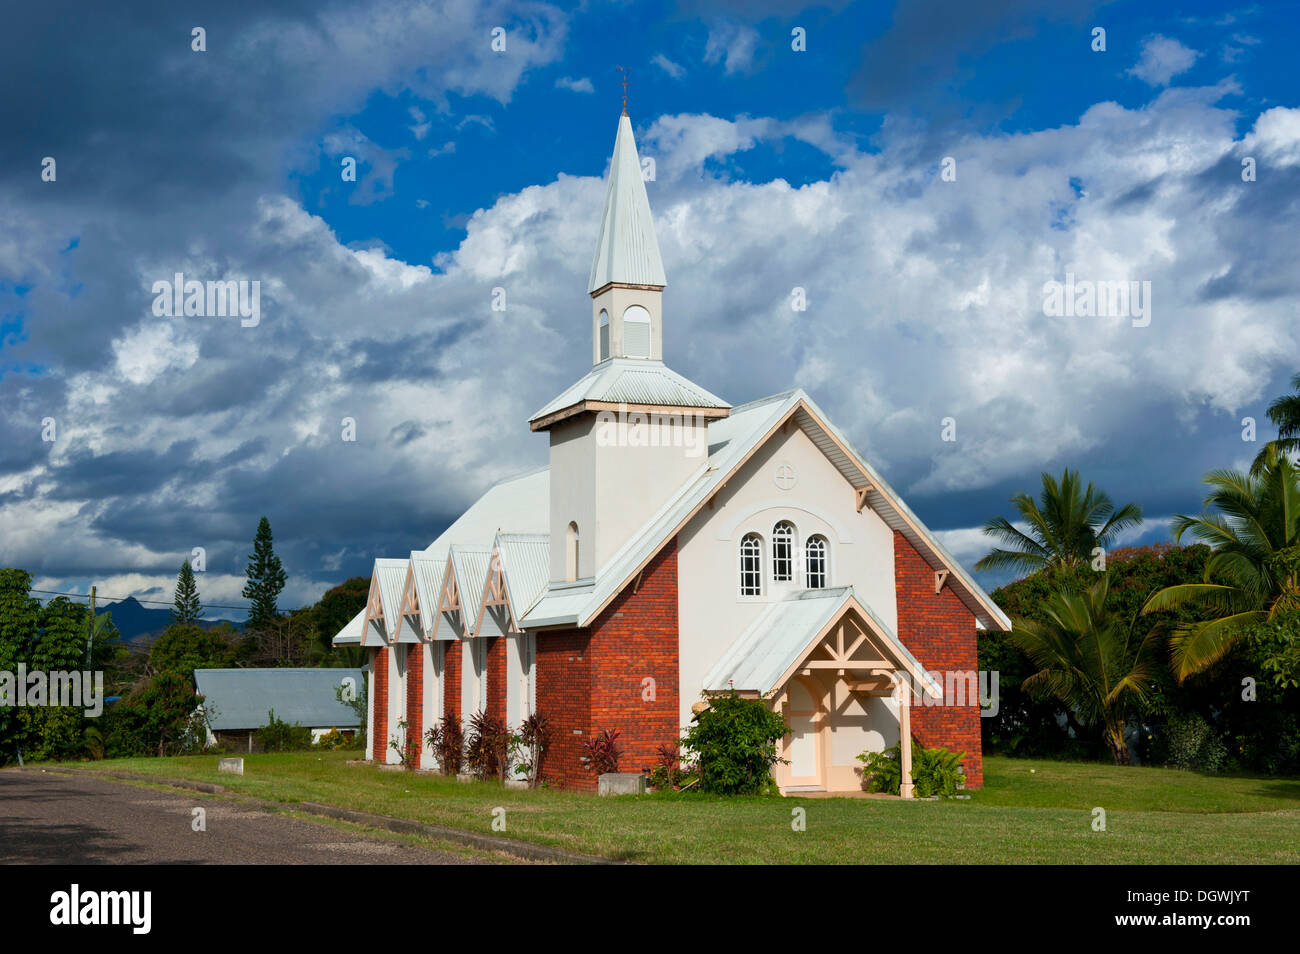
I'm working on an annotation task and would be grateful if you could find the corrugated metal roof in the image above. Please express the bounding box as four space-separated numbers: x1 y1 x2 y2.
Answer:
701 588 939 699
333 608 364 645
588 113 666 293
405 553 444 639
333 469 548 648
451 545 493 630
195 668 364 731
477 532 552 637
497 533 551 617
530 358 730 423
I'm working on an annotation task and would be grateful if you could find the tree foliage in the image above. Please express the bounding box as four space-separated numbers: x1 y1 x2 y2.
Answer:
242 516 287 630
1142 453 1300 680
1009 574 1164 765
171 560 203 624
974 468 1143 577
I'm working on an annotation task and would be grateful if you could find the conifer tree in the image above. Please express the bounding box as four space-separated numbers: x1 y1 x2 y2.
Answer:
171 560 203 624
242 516 287 629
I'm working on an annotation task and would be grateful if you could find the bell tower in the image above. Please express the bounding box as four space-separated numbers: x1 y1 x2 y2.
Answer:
530 109 730 584
587 112 666 365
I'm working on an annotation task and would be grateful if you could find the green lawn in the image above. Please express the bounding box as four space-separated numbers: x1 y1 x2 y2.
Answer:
46 752 1300 864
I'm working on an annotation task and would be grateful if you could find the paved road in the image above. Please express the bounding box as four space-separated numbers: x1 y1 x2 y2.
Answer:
0 769 491 864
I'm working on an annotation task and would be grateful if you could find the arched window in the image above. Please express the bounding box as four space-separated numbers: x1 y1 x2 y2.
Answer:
772 521 795 582
805 535 828 588
566 522 579 582
739 533 762 596
623 305 651 358
598 309 610 361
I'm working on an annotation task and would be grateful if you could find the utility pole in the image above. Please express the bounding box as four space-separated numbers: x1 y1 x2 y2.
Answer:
84 585 96 668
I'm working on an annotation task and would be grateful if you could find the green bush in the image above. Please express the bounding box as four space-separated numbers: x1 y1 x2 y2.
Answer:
681 692 788 795
313 727 353 750
1163 713 1228 774
255 709 313 752
857 740 966 798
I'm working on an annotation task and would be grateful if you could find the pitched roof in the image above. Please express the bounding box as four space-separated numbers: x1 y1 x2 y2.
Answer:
522 389 1012 633
194 668 364 731
529 358 730 428
701 588 940 699
363 558 409 646
333 608 364 645
476 532 550 638
588 112 666 293
332 468 548 647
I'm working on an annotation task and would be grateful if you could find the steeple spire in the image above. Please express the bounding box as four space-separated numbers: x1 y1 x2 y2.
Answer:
587 112 666 294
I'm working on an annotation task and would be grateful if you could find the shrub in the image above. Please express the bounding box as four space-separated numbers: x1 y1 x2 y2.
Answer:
255 709 313 752
1163 713 1228 774
314 727 349 750
648 741 686 790
425 716 464 776
582 728 622 775
857 740 966 798
517 712 553 787
681 692 788 795
465 711 512 781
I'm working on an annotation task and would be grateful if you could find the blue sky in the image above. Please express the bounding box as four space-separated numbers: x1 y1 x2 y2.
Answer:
2 0 1299 615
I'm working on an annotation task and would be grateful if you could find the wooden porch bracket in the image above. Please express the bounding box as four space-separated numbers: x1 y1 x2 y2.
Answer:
934 569 950 594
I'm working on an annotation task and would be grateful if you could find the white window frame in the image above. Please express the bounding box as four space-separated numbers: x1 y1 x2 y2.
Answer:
739 532 764 597
805 534 828 588
772 521 795 583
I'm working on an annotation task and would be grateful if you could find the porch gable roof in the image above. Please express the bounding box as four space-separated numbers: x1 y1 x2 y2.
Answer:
702 587 941 701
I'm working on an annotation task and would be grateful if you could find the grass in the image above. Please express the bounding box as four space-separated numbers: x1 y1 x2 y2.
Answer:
45 752 1300 864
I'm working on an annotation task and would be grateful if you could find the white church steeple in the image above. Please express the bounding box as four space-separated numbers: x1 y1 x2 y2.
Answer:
588 113 666 365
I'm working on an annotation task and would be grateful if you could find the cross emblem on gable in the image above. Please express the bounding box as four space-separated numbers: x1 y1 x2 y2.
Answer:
774 463 797 491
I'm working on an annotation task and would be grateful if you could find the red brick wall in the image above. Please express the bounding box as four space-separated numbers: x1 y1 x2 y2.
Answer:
372 646 388 763
443 639 462 731
893 531 983 787
535 629 591 790
588 539 680 779
535 539 680 792
487 636 507 725
405 643 424 765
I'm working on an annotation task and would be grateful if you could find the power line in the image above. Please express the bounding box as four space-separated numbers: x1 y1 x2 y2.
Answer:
28 588 250 613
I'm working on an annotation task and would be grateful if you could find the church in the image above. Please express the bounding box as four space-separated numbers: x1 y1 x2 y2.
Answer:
333 108 1011 794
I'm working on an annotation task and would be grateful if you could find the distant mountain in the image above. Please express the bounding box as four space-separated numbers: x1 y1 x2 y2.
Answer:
97 597 244 644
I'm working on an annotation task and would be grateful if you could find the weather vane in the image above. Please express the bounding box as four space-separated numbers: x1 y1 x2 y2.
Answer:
616 65 628 115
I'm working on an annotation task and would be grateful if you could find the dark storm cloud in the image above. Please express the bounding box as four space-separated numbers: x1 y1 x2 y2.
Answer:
848 0 1107 114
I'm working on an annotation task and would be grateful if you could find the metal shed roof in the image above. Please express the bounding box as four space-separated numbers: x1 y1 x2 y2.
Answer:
194 668 364 731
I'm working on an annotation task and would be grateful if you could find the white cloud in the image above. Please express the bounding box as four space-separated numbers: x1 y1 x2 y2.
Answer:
555 76 594 93
703 22 760 75
1129 35 1202 86
112 321 200 386
652 53 686 79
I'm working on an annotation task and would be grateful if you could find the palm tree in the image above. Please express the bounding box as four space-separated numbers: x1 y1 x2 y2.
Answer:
974 469 1144 577
1143 449 1300 681
1010 575 1163 765
1251 372 1300 475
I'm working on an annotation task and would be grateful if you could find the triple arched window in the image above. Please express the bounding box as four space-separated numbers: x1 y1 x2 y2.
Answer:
738 523 830 595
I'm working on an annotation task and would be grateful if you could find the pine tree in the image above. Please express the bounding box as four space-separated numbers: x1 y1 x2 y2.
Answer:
242 516 287 630
171 560 203 624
